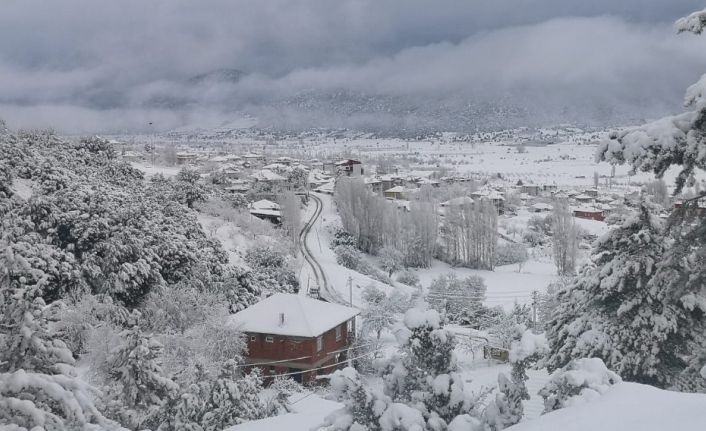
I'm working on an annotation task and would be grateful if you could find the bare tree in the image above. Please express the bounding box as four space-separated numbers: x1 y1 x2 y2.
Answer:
551 199 579 275
279 192 302 252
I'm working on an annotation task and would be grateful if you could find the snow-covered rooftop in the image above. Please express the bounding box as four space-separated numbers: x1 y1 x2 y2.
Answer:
250 199 280 211
251 169 286 182
441 196 474 207
228 293 359 337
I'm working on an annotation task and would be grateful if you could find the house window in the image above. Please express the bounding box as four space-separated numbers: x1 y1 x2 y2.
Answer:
347 320 353 333
265 336 274 343
316 336 323 352
335 326 342 341
250 335 257 342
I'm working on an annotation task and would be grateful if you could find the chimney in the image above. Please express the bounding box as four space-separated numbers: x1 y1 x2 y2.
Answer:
279 313 285 326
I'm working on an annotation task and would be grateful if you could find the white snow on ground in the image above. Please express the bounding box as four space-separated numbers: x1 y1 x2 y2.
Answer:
10 178 34 200
507 382 706 431
130 162 181 177
225 392 342 431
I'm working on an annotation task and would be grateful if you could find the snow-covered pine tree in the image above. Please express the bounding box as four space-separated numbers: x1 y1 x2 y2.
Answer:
593 10 706 391
201 360 266 431
104 320 179 429
545 201 678 386
380 308 484 428
0 244 124 431
484 373 524 431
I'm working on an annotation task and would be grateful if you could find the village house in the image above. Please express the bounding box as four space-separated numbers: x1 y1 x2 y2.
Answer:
120 150 143 162
584 188 599 198
249 199 282 223
364 177 384 194
471 190 505 214
674 198 706 218
229 293 360 384
573 193 595 204
520 184 541 196
335 159 364 176
530 202 553 213
176 151 198 165
251 169 289 190
384 185 408 200
573 206 605 221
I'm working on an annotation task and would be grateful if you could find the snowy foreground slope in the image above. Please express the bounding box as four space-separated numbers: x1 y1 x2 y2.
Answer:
508 382 706 431
227 382 706 430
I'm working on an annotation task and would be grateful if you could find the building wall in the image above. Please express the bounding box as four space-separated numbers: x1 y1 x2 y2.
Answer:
574 211 604 221
245 320 354 383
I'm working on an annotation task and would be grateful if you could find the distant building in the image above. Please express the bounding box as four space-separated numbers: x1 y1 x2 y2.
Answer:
249 199 282 223
520 184 541 196
674 198 706 218
384 186 408 200
573 207 605 221
530 202 553 213
584 188 599 198
574 194 594 204
364 177 383 194
335 159 364 177
121 150 143 162
176 152 198 165
229 294 359 384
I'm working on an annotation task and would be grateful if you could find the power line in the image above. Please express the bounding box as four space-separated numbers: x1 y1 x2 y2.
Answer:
262 349 377 378
235 341 378 368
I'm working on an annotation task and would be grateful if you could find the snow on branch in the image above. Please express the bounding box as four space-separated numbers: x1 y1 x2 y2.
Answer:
595 110 704 193
676 8 706 34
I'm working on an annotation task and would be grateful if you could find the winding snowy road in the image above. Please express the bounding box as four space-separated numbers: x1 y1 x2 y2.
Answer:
299 193 344 303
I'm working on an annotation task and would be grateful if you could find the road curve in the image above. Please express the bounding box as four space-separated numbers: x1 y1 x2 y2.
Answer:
299 193 338 302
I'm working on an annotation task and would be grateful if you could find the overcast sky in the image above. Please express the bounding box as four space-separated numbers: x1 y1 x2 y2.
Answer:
1 0 705 133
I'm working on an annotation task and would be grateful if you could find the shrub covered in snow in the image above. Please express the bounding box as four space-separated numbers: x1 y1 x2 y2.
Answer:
495 242 529 271
539 358 621 413
396 270 420 287
334 244 363 270
327 308 487 430
427 272 486 324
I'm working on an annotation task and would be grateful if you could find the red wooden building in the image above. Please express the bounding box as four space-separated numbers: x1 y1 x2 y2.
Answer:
573 206 605 221
229 293 360 383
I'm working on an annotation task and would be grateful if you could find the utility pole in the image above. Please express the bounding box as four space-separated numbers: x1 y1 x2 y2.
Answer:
531 290 539 332
348 275 353 306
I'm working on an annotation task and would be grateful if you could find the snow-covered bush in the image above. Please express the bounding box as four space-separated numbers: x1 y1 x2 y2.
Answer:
378 246 404 277
329 225 357 248
484 373 524 430
539 358 621 413
522 229 545 247
495 242 529 271
0 246 124 431
334 244 363 270
323 367 426 431
244 245 299 294
381 308 486 427
396 270 420 287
